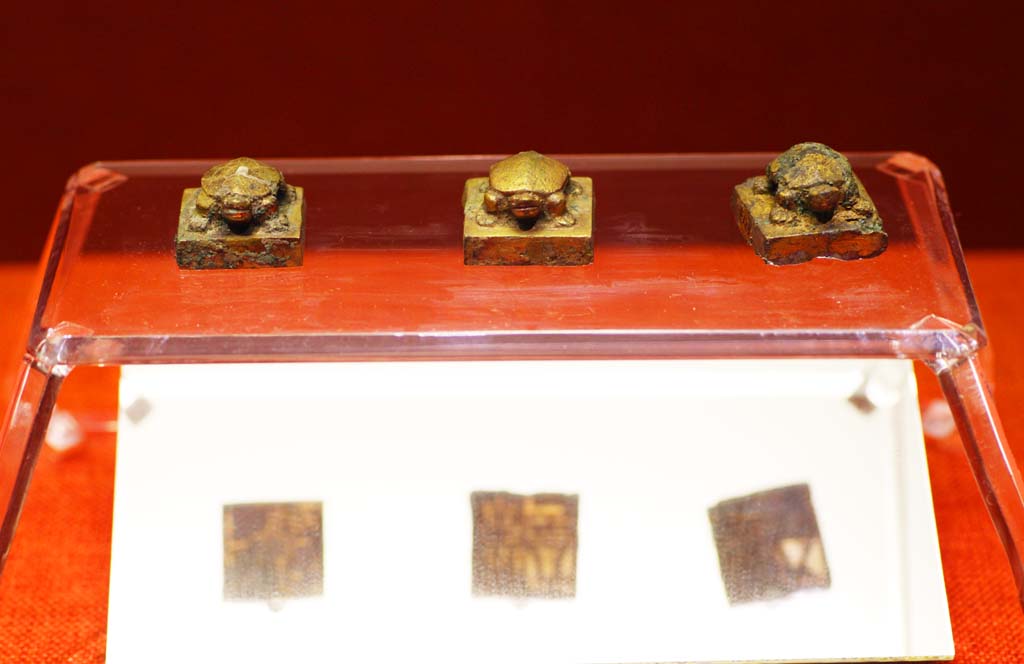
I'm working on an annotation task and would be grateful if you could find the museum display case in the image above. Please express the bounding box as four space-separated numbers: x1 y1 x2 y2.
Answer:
0 152 1019 661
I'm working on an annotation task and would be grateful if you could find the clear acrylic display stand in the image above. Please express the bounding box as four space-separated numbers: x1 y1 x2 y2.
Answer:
1 153 1022 610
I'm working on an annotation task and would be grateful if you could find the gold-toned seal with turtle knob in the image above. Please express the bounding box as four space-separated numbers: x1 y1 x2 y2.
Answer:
175 157 306 269
463 151 594 266
732 143 886 265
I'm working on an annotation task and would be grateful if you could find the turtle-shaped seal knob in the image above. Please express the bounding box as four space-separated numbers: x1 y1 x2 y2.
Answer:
483 151 574 228
195 157 288 229
764 143 860 220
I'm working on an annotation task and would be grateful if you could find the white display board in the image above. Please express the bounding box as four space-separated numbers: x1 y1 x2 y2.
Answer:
107 360 953 663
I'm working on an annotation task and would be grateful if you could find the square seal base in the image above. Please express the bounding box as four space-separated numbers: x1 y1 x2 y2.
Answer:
732 177 886 266
463 177 594 266
175 186 305 269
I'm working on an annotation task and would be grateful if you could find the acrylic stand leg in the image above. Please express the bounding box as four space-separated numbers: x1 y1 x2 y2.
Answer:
936 352 1024 607
0 356 65 576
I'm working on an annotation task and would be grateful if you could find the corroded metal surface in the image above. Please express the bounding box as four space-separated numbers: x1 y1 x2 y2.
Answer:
708 484 830 604
176 157 305 269
471 491 578 599
222 501 323 603
464 151 593 266
733 143 886 265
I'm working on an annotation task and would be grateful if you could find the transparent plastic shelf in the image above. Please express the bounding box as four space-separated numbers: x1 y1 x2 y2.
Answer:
2 152 1021 611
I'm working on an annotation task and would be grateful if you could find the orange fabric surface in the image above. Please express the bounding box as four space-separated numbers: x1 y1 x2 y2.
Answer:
0 253 1023 661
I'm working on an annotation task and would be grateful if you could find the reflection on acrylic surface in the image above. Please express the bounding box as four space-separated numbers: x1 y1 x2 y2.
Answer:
709 484 830 604
471 492 578 599
223 501 324 602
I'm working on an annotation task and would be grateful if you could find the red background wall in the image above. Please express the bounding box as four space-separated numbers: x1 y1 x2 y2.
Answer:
1 1 1018 261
